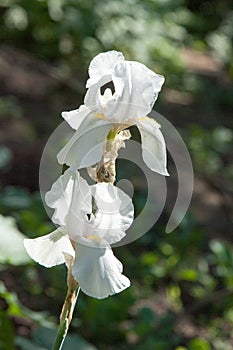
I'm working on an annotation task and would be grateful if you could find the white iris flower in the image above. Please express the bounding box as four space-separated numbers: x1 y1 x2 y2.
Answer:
24 169 134 299
57 50 168 175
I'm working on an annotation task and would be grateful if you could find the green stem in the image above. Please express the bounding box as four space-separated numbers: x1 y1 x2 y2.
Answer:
52 280 80 350
51 317 69 350
106 128 118 142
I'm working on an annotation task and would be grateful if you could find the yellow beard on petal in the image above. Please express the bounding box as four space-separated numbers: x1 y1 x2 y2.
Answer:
137 115 161 127
95 113 107 119
137 116 147 121
87 234 101 242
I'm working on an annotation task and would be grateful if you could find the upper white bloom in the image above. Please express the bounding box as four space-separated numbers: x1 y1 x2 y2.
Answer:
57 50 168 176
85 50 164 121
24 169 134 299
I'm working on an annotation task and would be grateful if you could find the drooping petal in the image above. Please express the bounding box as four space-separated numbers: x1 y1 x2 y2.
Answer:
86 50 125 88
24 229 75 268
136 116 169 176
91 183 134 244
62 105 92 130
57 113 112 169
45 169 91 226
72 240 130 299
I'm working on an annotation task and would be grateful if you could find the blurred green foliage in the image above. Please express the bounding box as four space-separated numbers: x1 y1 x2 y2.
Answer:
184 125 233 178
1 0 233 85
0 0 233 349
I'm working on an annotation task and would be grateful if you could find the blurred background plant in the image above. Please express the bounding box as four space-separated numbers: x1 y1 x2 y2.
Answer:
0 0 232 349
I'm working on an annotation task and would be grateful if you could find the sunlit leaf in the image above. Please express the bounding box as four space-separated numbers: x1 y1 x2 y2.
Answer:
188 337 211 350
179 268 198 282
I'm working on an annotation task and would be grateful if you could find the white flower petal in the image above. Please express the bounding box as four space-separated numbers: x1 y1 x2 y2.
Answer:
84 75 110 112
45 170 74 226
65 173 92 241
101 88 113 104
91 183 134 244
24 229 75 268
87 50 125 88
62 105 92 130
72 242 130 299
136 116 169 175
111 61 165 120
45 169 91 227
104 61 129 122
57 113 112 169
128 61 165 106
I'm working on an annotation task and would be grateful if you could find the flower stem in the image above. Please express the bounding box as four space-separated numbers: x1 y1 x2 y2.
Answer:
96 127 131 184
51 317 69 350
52 269 79 350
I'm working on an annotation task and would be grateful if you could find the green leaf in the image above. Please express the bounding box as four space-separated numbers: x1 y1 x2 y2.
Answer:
0 281 26 317
179 268 198 281
0 214 30 265
188 338 211 350
0 312 15 350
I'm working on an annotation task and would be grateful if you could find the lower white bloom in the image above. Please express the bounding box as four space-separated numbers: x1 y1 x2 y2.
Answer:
24 169 133 299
